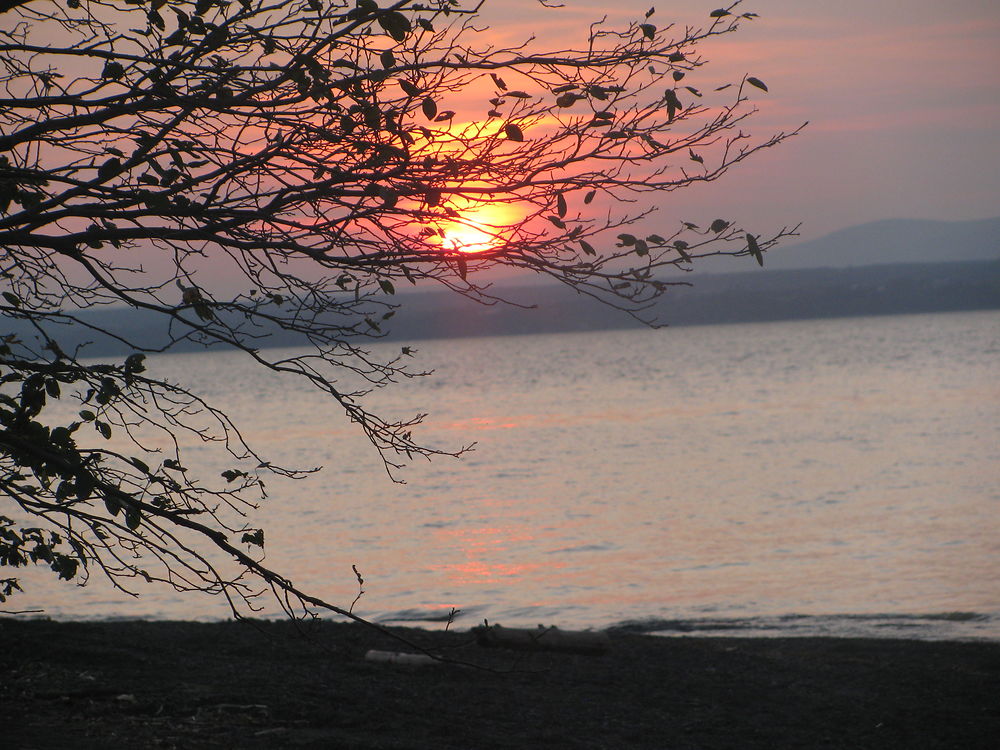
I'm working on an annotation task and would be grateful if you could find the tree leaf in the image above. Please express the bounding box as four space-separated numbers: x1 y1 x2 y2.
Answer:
556 192 567 218
640 24 656 40
664 88 681 121
746 232 764 266
617 233 636 247
52 553 80 581
98 157 121 179
746 76 768 92
709 219 730 233
399 79 420 97
588 85 608 101
579 239 596 256
220 469 243 483
241 529 265 548
584 190 596 205
556 92 580 108
102 61 125 80
504 123 524 141
710 9 730 18
377 11 411 43
105 496 121 517
421 96 437 120
125 506 142 531
193 300 214 321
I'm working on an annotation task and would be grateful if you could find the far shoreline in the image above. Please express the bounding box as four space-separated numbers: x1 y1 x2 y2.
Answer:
7 607 998 643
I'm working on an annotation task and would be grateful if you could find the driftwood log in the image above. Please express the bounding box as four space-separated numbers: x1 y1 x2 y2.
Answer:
364 649 438 666
472 624 611 655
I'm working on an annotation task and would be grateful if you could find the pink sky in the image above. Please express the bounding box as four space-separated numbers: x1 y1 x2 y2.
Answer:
477 0 1000 241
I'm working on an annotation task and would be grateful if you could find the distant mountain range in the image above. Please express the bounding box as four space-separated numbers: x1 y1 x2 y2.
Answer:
5 218 999 357
704 216 1000 272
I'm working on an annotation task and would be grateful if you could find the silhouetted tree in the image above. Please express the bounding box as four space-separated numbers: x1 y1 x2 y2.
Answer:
0 0 799 619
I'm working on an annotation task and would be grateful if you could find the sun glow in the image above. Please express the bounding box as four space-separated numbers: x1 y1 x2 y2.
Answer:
433 200 522 255
440 214 501 254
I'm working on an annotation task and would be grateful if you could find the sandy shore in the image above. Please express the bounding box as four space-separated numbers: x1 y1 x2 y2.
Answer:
2 618 998 748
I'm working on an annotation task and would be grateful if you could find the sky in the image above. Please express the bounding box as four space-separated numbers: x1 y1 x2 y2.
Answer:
475 0 1000 244
25 0 997 299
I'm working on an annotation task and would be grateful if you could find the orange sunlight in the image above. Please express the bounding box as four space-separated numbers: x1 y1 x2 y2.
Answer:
435 200 522 255
401 113 532 255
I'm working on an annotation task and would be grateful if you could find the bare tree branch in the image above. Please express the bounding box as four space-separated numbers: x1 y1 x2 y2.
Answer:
1 0 800 635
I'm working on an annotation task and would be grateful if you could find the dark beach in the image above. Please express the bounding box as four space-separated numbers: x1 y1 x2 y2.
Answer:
2 618 998 749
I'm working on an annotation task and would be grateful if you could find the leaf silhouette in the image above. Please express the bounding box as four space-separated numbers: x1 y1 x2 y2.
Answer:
746 233 764 265
421 96 437 120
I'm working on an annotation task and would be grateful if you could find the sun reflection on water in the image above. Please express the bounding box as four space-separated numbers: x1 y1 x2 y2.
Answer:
428 522 564 585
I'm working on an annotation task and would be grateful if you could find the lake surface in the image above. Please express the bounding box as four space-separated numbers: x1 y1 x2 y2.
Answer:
11 311 1000 639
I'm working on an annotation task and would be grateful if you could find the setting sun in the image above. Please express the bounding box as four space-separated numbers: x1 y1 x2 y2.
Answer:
440 214 500 254
434 201 522 255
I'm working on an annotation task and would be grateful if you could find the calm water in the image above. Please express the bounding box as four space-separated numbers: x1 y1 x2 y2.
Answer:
10 311 1000 639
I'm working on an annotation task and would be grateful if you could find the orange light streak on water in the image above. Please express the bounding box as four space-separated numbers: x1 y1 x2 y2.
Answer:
428 523 563 585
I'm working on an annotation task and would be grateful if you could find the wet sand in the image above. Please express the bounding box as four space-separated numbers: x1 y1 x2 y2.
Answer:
2 618 998 748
